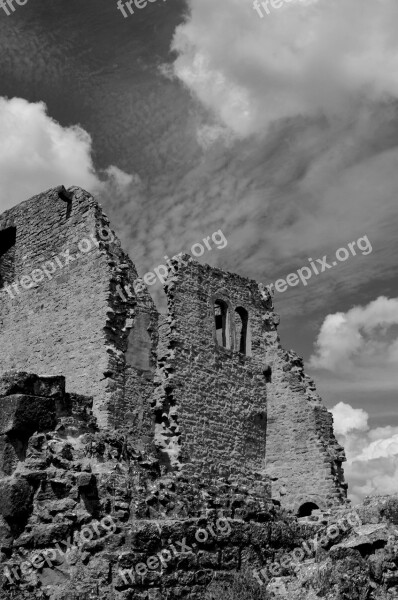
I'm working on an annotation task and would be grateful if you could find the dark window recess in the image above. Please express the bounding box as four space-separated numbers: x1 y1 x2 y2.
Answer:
235 307 249 354
297 502 320 518
263 364 272 383
214 299 230 348
0 227 16 289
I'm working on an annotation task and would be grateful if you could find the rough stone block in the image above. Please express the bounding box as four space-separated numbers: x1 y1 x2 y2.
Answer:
0 372 65 398
0 394 57 435
76 472 93 488
0 515 13 550
0 476 32 518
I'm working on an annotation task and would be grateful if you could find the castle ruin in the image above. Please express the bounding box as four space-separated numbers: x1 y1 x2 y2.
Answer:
0 186 348 598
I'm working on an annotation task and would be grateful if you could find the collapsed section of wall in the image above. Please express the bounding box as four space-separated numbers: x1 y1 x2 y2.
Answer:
260 286 347 512
0 186 158 438
153 255 270 497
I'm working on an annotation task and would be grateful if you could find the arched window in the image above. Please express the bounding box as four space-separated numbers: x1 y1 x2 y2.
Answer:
297 502 320 518
0 226 16 289
214 299 231 349
235 307 250 355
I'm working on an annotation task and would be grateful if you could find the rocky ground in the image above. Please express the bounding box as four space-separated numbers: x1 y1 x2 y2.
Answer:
0 372 397 599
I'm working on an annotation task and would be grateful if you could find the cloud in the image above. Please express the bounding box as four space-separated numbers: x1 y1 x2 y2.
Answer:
309 297 398 389
150 0 398 324
0 97 99 212
332 401 368 436
346 458 398 505
355 433 398 462
0 97 135 214
331 402 398 504
171 0 398 138
312 300 398 504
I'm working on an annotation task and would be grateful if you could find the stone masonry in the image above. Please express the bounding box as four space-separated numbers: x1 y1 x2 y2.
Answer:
261 290 347 512
0 185 347 512
0 186 351 599
154 257 268 487
0 186 158 440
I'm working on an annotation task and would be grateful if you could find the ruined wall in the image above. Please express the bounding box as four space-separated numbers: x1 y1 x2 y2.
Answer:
0 186 158 435
0 184 346 513
261 287 347 513
0 187 354 599
0 374 395 600
154 256 270 494
0 371 300 600
153 257 346 511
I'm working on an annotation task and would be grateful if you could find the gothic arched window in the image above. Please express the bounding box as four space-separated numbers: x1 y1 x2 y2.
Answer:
235 307 250 355
214 299 231 349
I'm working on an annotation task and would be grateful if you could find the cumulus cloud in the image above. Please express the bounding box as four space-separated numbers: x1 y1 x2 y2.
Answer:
309 297 398 388
0 97 99 211
311 299 398 504
171 0 398 137
332 402 368 436
0 97 134 213
355 433 398 462
331 402 398 504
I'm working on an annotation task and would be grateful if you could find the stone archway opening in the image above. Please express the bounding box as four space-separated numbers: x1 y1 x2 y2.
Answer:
297 502 320 517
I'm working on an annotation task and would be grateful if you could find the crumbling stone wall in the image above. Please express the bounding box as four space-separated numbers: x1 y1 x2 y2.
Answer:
0 186 158 436
0 370 394 600
261 286 347 512
154 256 270 494
153 257 346 511
0 186 354 599
0 371 299 600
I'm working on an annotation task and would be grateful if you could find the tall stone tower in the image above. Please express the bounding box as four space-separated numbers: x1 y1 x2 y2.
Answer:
0 186 158 442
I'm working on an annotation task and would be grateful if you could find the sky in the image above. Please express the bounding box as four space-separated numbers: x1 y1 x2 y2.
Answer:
0 0 397 505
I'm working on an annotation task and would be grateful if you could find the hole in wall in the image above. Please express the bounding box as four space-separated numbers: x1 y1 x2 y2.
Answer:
214 299 231 348
297 502 320 517
0 226 16 289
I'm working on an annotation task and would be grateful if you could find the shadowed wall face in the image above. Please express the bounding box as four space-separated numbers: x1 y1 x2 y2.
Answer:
262 307 348 512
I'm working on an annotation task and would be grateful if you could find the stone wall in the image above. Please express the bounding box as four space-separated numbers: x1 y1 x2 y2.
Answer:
261 287 347 513
152 257 346 512
0 186 355 600
154 256 269 494
0 186 158 435
0 372 395 600
0 371 300 600
0 185 346 513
